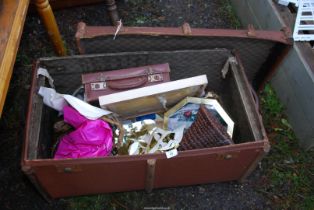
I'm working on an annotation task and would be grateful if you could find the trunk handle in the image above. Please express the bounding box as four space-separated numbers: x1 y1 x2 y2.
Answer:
107 75 148 90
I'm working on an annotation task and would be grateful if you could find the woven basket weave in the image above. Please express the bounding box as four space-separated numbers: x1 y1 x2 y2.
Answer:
179 105 233 151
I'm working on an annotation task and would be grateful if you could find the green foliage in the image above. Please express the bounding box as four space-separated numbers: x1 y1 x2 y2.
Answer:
301 195 314 210
66 193 139 210
67 195 112 210
122 0 155 26
261 84 284 117
217 0 242 28
259 84 314 210
16 52 31 66
134 16 150 25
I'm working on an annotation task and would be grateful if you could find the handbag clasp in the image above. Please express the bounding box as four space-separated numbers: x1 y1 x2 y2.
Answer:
91 82 107 90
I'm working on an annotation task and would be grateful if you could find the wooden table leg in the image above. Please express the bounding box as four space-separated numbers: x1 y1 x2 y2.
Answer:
34 0 66 56
104 0 120 26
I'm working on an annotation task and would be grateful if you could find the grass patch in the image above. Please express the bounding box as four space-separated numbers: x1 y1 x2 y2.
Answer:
66 192 145 210
16 52 31 66
258 84 314 209
122 0 157 26
67 195 109 210
217 0 242 28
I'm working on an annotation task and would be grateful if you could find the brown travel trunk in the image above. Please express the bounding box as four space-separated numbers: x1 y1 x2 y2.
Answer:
22 25 291 199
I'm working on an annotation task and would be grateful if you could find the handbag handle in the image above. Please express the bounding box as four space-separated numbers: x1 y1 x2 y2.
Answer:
107 75 148 90
101 115 124 148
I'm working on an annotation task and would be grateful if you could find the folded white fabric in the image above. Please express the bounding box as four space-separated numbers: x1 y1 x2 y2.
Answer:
37 67 111 119
38 87 66 112
38 87 111 119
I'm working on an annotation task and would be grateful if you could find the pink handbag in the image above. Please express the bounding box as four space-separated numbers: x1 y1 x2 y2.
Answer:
82 63 171 102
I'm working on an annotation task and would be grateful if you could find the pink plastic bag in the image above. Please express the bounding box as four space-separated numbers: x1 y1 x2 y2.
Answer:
54 106 113 159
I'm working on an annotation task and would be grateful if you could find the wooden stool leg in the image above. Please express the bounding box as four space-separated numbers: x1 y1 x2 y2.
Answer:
34 0 66 56
104 0 120 26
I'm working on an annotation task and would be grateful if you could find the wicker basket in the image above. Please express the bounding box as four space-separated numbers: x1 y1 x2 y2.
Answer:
179 105 233 151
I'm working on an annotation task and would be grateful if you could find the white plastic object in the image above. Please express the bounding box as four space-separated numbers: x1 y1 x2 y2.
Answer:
165 149 178 159
38 87 111 119
278 0 299 6
37 67 55 88
38 87 66 112
63 95 112 119
293 0 314 41
278 0 290 6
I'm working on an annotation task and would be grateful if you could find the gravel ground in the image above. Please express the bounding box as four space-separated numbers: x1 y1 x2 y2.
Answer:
0 1 272 209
